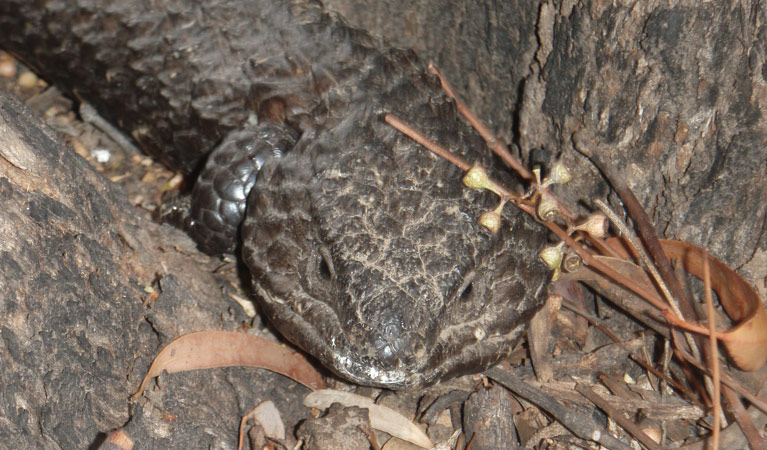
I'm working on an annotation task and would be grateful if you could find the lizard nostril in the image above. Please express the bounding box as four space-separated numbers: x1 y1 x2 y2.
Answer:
317 246 334 281
459 282 473 301
318 256 332 280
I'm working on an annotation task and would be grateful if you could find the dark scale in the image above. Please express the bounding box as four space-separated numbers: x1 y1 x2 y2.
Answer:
0 0 549 388
188 125 295 255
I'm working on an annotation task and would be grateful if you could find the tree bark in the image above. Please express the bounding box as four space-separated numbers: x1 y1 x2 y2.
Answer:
0 89 310 448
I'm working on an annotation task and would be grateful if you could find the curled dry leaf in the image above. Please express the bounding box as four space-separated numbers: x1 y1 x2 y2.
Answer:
603 238 767 371
131 330 325 400
238 400 285 450
303 389 434 449
243 400 285 441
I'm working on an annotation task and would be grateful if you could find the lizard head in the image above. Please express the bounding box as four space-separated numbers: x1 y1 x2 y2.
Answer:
242 110 549 388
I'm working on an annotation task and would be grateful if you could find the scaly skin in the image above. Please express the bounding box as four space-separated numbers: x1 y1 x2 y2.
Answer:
0 0 549 388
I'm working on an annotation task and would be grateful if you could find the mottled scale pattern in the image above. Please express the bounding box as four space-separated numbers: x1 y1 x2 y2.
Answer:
188 125 295 254
0 0 550 387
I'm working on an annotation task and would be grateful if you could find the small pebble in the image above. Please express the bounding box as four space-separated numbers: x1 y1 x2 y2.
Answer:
0 60 16 78
92 148 112 163
18 71 39 88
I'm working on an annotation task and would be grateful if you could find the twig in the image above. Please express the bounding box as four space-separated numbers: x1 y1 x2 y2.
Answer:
573 130 696 321
595 198 709 400
574 130 720 412
575 383 664 450
427 64 533 181
385 114 471 171
486 367 634 450
629 353 704 410
703 256 720 449
386 114 674 315
560 298 622 344
659 338 673 444
385 114 519 202
549 227 670 312
680 384 767 450
429 64 577 223
79 101 141 154
673 346 767 416
594 199 681 319
359 425 382 450
721 386 766 450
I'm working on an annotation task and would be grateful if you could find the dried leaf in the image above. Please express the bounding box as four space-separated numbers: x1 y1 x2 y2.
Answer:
131 330 325 400
238 400 285 450
244 400 284 441
98 430 134 450
528 295 557 382
604 238 767 371
303 389 434 449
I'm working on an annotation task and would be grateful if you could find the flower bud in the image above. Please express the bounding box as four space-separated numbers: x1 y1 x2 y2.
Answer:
462 164 491 190
536 192 560 222
478 210 501 233
539 242 565 271
539 242 565 281
562 251 581 272
574 213 609 238
547 160 572 185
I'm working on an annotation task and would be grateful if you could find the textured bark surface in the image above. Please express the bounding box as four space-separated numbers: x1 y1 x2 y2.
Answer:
323 0 539 146
326 0 767 286
0 90 310 448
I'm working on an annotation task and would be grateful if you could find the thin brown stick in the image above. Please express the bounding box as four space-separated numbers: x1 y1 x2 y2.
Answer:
596 198 708 402
574 383 664 450
674 346 767 416
560 299 704 412
550 225 670 312
430 63 582 226
384 114 470 171
661 314 741 343
385 113 521 203
721 386 766 450
573 130 696 322
561 299 622 344
427 64 533 181
359 425 382 450
595 199 681 318
703 256 721 449
386 113 673 315
659 338 673 444
628 353 704 409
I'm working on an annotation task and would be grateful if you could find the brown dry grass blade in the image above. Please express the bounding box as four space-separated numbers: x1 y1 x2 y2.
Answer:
605 238 767 371
131 330 325 400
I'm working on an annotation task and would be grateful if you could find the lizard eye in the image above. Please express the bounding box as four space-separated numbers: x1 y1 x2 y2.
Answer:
318 257 331 280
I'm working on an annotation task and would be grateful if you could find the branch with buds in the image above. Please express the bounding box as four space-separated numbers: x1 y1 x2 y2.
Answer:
385 64 767 450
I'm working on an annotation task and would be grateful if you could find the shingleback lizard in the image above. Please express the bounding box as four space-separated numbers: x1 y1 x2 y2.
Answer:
0 0 549 388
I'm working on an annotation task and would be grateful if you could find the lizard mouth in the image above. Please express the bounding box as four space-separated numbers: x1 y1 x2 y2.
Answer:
253 280 544 389
254 283 432 388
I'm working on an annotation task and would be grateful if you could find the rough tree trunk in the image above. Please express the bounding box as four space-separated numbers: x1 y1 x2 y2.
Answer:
0 90 310 448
